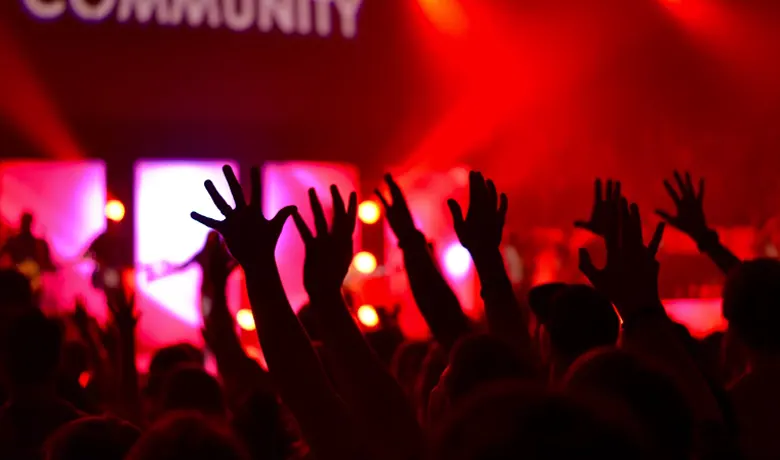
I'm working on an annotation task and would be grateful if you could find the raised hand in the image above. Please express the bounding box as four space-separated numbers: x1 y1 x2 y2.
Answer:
574 178 622 237
292 186 358 295
579 197 665 319
655 171 709 240
447 171 508 251
107 290 138 332
191 165 296 269
375 174 418 242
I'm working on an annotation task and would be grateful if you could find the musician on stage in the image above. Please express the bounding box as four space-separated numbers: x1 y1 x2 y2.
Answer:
83 219 131 295
0 212 57 304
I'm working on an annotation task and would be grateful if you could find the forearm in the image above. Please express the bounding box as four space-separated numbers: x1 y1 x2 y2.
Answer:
117 331 142 425
470 248 530 353
309 289 422 460
244 264 360 460
694 229 741 275
621 306 723 424
400 231 472 351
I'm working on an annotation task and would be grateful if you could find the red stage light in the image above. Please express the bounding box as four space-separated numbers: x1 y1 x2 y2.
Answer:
357 304 380 328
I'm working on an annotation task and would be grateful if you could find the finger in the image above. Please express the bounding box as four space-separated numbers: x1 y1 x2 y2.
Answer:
498 193 508 219
613 181 622 202
684 172 694 196
606 179 613 202
447 199 465 232
292 209 315 244
628 202 643 245
384 174 406 205
205 180 232 216
647 222 666 257
468 171 482 215
270 205 296 236
594 178 603 203
673 171 687 199
308 188 329 236
223 165 246 208
250 166 261 207
374 189 391 210
663 180 682 205
330 185 346 223
486 180 498 212
346 191 358 233
697 178 705 204
191 212 222 230
655 209 675 224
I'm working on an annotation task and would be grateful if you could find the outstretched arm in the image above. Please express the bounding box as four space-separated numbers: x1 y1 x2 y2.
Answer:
105 289 142 425
190 166 362 460
656 171 740 274
579 193 723 424
293 186 422 460
447 172 532 358
376 174 471 352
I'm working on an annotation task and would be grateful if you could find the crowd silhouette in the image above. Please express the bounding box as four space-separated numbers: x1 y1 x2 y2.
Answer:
0 165 777 460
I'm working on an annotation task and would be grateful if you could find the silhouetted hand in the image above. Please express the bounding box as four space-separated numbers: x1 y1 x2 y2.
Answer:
447 171 508 252
579 197 665 317
191 165 296 269
73 296 90 334
375 174 418 242
655 171 709 240
107 290 138 332
293 186 358 295
574 179 622 237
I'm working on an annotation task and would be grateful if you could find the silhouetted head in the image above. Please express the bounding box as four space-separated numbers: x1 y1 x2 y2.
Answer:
429 334 537 423
20 212 33 234
45 416 140 460
539 285 620 372
391 341 431 398
430 381 644 460
232 390 295 460
564 348 694 459
722 258 780 355
0 309 62 391
126 412 249 460
0 268 34 312
144 343 205 421
160 365 225 419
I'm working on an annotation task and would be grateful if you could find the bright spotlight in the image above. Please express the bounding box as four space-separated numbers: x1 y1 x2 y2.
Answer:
236 309 256 331
353 251 377 274
357 304 380 328
358 200 381 224
443 243 471 279
105 199 125 222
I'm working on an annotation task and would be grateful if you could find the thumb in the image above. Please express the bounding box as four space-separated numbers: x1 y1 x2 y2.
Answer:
270 205 297 235
578 248 599 284
447 199 465 232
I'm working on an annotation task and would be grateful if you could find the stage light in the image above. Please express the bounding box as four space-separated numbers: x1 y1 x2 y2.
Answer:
443 243 471 279
357 304 380 328
105 199 125 222
236 309 256 331
353 251 377 274
358 200 381 224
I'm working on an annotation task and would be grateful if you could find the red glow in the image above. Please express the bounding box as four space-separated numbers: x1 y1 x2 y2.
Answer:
0 19 83 159
417 0 468 36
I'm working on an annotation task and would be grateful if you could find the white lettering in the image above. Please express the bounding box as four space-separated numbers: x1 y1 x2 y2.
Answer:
258 0 295 34
332 0 361 38
70 0 117 21
169 0 222 28
223 0 254 31
117 0 170 24
296 0 311 35
22 0 66 19
313 0 330 36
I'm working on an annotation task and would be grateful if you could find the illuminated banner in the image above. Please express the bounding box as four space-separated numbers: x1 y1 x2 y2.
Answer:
22 0 364 38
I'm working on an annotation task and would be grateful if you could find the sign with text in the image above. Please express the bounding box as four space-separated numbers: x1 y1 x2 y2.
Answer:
22 0 364 38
